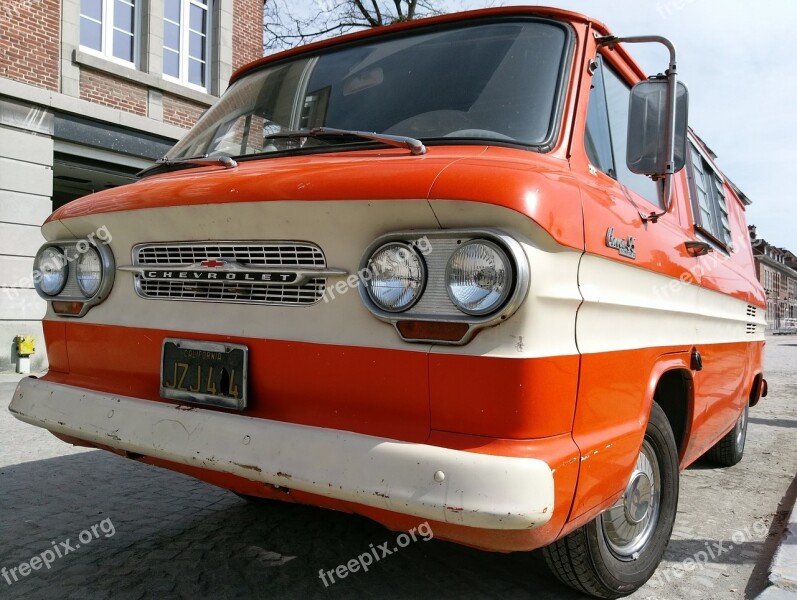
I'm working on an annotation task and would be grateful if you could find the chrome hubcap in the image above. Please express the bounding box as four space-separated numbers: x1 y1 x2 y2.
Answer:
624 471 652 524
601 440 661 559
736 406 747 448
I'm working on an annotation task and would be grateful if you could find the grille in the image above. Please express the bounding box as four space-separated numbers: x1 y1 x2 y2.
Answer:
136 243 325 267
133 242 327 306
746 323 757 335
746 305 757 317
58 244 87 299
405 238 463 317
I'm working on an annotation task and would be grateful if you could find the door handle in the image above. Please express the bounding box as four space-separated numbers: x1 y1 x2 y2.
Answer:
684 241 713 257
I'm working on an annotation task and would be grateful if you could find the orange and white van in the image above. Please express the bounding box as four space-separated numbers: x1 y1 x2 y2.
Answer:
10 6 767 597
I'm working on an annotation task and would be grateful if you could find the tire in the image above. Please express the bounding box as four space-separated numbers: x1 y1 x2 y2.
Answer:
543 403 680 599
706 402 748 466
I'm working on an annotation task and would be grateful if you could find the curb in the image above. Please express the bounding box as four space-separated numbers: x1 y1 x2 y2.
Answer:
757 588 797 600
757 473 797 599
0 373 43 385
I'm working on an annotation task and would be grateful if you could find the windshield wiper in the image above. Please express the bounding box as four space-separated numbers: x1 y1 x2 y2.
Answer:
138 155 238 177
139 128 425 178
264 127 427 156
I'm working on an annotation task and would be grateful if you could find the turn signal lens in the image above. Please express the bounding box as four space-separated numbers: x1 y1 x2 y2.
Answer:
396 320 469 342
52 301 84 315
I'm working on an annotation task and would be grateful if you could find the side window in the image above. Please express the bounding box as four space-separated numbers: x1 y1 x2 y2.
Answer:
600 61 662 207
584 58 615 176
687 141 732 248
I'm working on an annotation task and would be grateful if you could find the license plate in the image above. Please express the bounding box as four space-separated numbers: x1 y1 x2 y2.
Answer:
160 338 248 410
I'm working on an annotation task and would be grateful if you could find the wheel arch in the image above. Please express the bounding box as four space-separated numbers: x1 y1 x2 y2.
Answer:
651 367 694 465
566 352 692 527
749 372 765 408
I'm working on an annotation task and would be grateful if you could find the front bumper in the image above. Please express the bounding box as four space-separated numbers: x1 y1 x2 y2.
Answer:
9 377 554 530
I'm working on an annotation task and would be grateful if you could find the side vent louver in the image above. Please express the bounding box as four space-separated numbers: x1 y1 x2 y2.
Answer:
746 323 757 335
746 305 757 317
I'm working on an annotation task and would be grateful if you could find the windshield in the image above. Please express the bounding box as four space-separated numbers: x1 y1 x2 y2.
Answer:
167 19 569 160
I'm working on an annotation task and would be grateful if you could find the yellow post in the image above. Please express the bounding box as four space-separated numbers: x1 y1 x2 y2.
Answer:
15 335 35 374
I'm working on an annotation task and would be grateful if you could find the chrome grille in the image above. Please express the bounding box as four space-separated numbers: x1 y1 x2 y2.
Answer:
59 244 87 298
136 243 325 267
132 242 327 306
405 238 463 317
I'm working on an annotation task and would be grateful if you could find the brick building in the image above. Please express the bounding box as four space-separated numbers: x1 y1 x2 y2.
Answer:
749 226 797 331
0 0 263 371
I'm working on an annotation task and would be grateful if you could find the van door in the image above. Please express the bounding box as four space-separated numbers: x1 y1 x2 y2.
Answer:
570 54 702 517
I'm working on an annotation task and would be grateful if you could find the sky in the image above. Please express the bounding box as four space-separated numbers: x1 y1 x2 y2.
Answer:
500 0 797 250
278 1 797 249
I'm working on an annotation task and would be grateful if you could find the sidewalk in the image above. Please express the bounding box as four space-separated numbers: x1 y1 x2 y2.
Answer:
757 474 797 599
0 372 27 384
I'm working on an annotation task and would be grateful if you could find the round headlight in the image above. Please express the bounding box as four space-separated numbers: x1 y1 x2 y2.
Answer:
446 240 513 315
365 242 426 312
36 247 68 296
76 246 103 297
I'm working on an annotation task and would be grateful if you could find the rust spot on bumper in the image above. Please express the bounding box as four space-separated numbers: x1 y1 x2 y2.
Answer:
233 463 262 473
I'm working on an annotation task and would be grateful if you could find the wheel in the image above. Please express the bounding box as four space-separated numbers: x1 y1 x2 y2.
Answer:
543 403 679 599
706 402 748 466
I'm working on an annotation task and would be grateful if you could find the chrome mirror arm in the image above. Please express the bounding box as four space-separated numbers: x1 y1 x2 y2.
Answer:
597 35 678 224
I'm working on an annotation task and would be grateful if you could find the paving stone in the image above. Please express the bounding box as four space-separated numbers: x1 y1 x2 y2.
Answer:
1 338 796 599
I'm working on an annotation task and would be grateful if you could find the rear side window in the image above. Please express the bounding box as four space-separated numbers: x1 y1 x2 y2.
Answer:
687 141 732 248
584 56 661 207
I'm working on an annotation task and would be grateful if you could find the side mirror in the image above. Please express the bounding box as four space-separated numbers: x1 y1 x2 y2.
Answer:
626 80 689 176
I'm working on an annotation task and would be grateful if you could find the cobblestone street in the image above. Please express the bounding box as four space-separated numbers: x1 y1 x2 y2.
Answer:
1 337 795 600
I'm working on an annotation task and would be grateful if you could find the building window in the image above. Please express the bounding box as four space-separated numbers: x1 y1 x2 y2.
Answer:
687 140 732 249
80 0 138 65
164 0 210 90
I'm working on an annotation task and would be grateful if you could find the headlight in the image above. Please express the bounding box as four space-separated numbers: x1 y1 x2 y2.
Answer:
446 240 513 315
76 247 103 297
35 247 68 296
365 242 426 312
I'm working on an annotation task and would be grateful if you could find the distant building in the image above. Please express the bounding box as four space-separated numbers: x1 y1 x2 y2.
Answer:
0 0 264 371
749 226 797 330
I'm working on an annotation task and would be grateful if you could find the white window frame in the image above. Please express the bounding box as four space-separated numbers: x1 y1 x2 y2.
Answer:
163 0 212 93
686 136 733 251
79 0 140 68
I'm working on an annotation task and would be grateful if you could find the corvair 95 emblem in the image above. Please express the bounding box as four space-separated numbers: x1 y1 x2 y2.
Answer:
119 260 348 285
605 227 636 260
